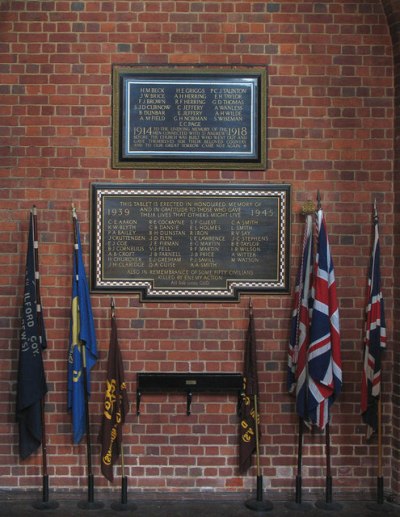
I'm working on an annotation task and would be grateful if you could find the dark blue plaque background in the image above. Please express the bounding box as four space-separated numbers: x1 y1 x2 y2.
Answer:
123 78 257 158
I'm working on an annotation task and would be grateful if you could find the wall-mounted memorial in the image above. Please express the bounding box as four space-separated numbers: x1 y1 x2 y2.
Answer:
112 66 267 169
91 184 290 301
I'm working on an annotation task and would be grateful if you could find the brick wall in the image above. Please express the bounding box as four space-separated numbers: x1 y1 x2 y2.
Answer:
0 0 397 501
382 0 400 503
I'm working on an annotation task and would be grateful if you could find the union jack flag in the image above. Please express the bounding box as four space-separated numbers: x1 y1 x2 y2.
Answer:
361 202 386 439
307 207 342 430
287 214 313 423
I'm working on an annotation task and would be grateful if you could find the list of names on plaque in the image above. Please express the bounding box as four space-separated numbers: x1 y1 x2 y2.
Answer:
124 79 256 157
92 185 290 299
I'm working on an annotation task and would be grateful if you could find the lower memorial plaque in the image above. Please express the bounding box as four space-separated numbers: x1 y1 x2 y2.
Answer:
91 183 290 301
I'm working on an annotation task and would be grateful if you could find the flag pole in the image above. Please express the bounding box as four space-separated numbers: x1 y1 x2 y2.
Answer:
72 206 103 511
377 397 384 503
314 427 342 511
286 201 314 512
365 200 392 512
245 300 273 512
31 206 59 511
315 190 341 512
315 424 341 510
110 298 136 512
367 391 392 511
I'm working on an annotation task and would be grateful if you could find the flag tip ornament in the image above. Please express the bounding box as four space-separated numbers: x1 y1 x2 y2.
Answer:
301 200 315 216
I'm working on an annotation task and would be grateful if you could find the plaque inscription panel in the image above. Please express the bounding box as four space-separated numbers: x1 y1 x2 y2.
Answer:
91 184 290 300
112 67 267 169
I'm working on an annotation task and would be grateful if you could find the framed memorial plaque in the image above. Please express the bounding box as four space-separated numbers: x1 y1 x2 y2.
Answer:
91 183 290 301
112 66 267 170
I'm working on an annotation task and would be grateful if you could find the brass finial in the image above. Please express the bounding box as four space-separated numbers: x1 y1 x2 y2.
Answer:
249 297 253 317
301 200 316 215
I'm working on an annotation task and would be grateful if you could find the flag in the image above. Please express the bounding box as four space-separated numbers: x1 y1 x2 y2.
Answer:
239 304 259 472
100 305 129 481
16 209 48 459
287 214 314 422
361 202 386 438
307 207 342 430
67 209 98 444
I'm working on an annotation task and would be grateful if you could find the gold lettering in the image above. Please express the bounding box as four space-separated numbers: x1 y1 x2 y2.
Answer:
103 379 117 420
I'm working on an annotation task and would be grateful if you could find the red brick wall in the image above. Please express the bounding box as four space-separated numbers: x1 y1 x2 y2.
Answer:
382 0 400 503
0 0 397 501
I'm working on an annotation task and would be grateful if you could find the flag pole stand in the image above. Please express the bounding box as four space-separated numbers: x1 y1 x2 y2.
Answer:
244 395 273 512
111 444 137 511
77 355 104 511
366 399 393 513
32 400 59 510
315 424 342 511
285 418 313 512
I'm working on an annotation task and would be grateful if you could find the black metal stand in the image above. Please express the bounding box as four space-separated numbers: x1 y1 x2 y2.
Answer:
315 425 342 511
366 477 394 513
285 418 313 512
245 475 273 512
285 475 313 512
77 473 104 510
315 476 342 511
32 474 59 510
111 476 137 512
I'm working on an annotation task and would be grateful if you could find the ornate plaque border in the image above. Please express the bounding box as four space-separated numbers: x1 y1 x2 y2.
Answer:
112 66 267 170
90 184 290 301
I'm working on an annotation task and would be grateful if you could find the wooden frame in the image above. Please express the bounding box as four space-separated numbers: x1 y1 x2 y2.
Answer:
112 66 267 170
91 183 290 301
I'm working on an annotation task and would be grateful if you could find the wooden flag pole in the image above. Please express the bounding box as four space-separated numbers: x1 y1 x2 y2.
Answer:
244 394 273 512
110 299 136 512
367 394 393 511
110 433 137 512
31 206 59 511
377 397 384 504
244 300 273 512
72 207 103 511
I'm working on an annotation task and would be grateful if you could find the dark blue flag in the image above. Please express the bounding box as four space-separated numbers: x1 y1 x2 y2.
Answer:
16 210 47 459
67 208 98 444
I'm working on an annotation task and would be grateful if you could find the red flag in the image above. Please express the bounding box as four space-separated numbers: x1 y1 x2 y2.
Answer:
100 305 129 481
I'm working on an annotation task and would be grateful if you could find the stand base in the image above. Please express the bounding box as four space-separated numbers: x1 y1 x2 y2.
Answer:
245 498 273 512
77 500 105 510
284 501 314 512
110 502 137 512
315 500 342 511
32 500 59 510
366 502 394 513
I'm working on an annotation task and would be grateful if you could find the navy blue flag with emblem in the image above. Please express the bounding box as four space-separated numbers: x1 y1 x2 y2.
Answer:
16 210 48 459
67 209 98 444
